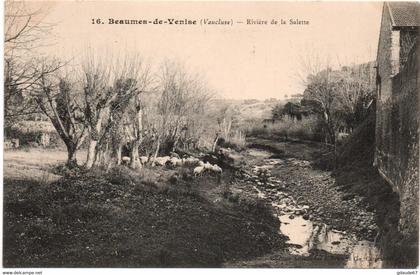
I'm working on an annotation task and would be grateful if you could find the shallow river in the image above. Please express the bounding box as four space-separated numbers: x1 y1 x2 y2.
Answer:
246 148 383 268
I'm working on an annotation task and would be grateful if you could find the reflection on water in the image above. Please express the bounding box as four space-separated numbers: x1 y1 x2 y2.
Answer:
278 214 383 268
314 225 354 255
279 215 313 255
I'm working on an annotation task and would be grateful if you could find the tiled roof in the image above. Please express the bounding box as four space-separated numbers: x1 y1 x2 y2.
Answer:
387 2 420 27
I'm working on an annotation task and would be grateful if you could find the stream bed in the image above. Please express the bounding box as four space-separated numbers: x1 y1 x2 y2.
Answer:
243 148 383 268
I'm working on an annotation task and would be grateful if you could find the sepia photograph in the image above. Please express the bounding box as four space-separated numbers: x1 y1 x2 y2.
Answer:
2 0 419 272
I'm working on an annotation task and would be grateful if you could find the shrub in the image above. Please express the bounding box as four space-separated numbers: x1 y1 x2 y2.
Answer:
137 168 158 187
50 164 84 180
247 115 325 142
106 166 135 185
224 130 246 150
5 121 63 148
106 166 157 187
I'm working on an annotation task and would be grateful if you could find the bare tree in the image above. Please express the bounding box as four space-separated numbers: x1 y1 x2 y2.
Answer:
298 50 376 145
212 104 241 151
5 1 53 52
81 53 151 169
333 63 376 130
303 69 338 144
4 1 56 127
34 63 87 167
150 61 211 163
4 58 57 126
81 55 112 169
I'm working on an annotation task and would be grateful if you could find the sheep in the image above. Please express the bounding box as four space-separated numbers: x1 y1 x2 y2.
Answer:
189 156 199 162
140 156 148 164
193 166 205 177
198 160 205 167
169 157 177 166
169 152 180 158
122 156 131 165
211 164 223 174
155 156 170 166
181 156 200 166
203 162 213 170
170 157 183 167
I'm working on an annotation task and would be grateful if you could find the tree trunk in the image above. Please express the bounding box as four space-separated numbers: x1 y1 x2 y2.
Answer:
116 145 122 165
172 135 180 152
212 136 219 152
130 140 142 169
85 139 97 169
151 137 161 167
66 142 78 168
85 110 105 169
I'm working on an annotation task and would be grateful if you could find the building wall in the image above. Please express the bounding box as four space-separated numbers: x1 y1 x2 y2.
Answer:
375 4 394 162
376 38 419 239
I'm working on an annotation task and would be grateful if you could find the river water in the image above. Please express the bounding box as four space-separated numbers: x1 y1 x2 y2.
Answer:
246 148 383 268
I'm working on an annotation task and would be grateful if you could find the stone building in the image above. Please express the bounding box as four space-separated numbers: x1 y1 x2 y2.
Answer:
375 2 419 240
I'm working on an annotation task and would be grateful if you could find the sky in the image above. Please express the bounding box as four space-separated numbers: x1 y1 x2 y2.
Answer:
26 1 382 100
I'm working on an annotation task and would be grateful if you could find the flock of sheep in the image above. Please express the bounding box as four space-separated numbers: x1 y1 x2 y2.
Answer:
121 154 223 177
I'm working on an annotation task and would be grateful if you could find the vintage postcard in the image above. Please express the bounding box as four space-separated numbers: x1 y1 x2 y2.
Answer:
2 0 419 272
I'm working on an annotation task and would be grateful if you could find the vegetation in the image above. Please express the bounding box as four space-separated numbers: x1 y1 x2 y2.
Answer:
238 61 376 146
3 149 285 267
247 116 324 142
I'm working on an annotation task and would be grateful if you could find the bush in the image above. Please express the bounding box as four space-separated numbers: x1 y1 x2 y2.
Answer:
106 166 157 187
215 130 246 151
5 121 63 148
107 166 136 185
247 115 325 142
137 168 159 187
224 130 246 150
51 163 84 178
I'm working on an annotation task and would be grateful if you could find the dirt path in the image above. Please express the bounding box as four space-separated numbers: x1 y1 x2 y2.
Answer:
224 138 383 268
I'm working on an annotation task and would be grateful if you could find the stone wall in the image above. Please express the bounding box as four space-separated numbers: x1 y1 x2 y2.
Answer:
376 41 419 239
375 4 394 163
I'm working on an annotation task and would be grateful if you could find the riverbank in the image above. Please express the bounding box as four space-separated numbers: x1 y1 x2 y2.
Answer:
224 140 383 268
243 132 417 268
3 149 286 267
246 137 379 241
3 137 416 268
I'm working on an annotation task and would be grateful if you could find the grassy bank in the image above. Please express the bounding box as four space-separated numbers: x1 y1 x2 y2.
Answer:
3 150 286 267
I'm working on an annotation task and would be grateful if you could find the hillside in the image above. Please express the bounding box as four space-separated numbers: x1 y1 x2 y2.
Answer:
210 98 284 121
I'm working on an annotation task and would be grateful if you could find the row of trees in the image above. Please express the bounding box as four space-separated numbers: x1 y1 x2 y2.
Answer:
5 2 226 169
24 56 213 169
